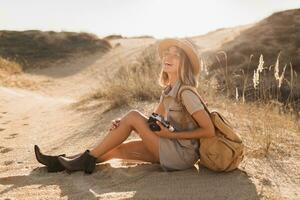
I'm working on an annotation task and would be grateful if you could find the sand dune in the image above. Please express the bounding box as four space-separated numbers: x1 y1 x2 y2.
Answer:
0 32 299 200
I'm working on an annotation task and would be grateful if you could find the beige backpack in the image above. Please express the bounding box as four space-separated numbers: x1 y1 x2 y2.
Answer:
177 85 245 172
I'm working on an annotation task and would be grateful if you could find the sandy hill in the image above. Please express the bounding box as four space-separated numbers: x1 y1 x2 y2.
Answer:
206 9 300 70
0 30 112 70
195 9 300 106
0 10 299 200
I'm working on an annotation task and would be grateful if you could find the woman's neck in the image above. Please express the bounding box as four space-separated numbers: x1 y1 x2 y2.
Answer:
168 76 178 88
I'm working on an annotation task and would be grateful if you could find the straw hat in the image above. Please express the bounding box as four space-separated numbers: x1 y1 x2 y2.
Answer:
158 38 201 75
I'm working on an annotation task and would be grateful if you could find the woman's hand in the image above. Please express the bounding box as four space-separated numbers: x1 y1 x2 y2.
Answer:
154 121 175 139
108 118 121 131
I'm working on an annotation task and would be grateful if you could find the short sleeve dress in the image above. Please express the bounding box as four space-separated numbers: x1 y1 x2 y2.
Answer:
158 79 205 172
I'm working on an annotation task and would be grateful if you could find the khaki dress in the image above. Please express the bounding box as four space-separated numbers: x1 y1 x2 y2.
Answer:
158 79 205 172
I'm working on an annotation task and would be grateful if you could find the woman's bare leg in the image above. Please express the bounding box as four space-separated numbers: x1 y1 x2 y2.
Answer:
89 109 160 163
97 139 159 163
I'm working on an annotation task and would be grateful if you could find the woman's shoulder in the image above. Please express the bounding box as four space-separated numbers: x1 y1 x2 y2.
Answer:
178 84 199 97
180 89 205 114
181 89 200 102
179 86 205 108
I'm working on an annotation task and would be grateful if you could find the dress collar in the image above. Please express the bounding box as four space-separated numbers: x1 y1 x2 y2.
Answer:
162 79 182 98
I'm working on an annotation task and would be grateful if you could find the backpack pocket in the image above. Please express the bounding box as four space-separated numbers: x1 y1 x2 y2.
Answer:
199 132 244 172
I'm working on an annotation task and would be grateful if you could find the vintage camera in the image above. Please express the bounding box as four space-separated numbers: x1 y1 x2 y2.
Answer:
147 112 175 132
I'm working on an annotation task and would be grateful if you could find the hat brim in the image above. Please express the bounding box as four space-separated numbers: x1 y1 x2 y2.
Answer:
158 38 200 75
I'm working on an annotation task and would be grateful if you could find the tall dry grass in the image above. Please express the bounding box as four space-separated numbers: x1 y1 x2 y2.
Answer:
76 43 163 109
214 51 299 115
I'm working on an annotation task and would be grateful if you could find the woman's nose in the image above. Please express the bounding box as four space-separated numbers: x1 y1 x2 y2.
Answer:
165 58 171 63
164 56 173 62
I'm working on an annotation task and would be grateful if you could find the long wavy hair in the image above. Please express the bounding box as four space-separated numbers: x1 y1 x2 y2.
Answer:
158 46 200 88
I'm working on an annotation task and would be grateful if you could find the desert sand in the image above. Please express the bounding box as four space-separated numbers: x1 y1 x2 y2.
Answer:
0 36 299 200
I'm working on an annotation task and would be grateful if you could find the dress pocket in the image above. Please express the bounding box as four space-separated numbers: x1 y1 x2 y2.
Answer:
168 104 188 126
168 108 184 125
177 139 199 165
177 139 194 149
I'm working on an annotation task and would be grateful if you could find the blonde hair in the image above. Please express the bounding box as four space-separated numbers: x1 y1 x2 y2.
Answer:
158 46 199 88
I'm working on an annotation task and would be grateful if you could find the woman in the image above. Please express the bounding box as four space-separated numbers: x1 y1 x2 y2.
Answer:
34 38 215 174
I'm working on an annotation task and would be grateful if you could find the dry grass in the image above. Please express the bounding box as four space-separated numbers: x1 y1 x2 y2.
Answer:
202 49 300 157
191 74 300 158
210 51 299 116
75 43 163 110
230 100 299 158
0 57 41 89
204 9 300 109
0 57 23 74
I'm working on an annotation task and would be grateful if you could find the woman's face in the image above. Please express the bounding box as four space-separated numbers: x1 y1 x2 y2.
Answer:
161 46 181 74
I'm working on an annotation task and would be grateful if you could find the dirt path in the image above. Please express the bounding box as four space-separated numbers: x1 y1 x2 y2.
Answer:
22 38 156 99
0 37 156 162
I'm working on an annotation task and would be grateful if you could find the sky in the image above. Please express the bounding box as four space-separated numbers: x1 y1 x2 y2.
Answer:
1 0 299 39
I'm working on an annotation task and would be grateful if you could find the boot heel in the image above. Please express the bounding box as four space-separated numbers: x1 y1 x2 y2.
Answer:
84 158 96 174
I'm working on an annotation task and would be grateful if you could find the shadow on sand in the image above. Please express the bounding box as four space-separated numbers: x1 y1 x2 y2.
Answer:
0 162 258 200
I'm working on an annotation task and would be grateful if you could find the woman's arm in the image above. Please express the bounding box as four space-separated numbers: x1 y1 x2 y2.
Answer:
155 109 215 139
172 109 215 139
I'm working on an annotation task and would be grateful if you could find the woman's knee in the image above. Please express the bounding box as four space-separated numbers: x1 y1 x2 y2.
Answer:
118 110 140 129
123 109 146 123
121 110 150 133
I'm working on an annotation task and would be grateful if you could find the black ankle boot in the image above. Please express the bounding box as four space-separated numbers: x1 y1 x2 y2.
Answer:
58 150 97 174
34 145 82 173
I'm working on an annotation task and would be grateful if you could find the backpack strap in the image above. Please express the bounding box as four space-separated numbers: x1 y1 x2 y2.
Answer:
176 85 210 115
